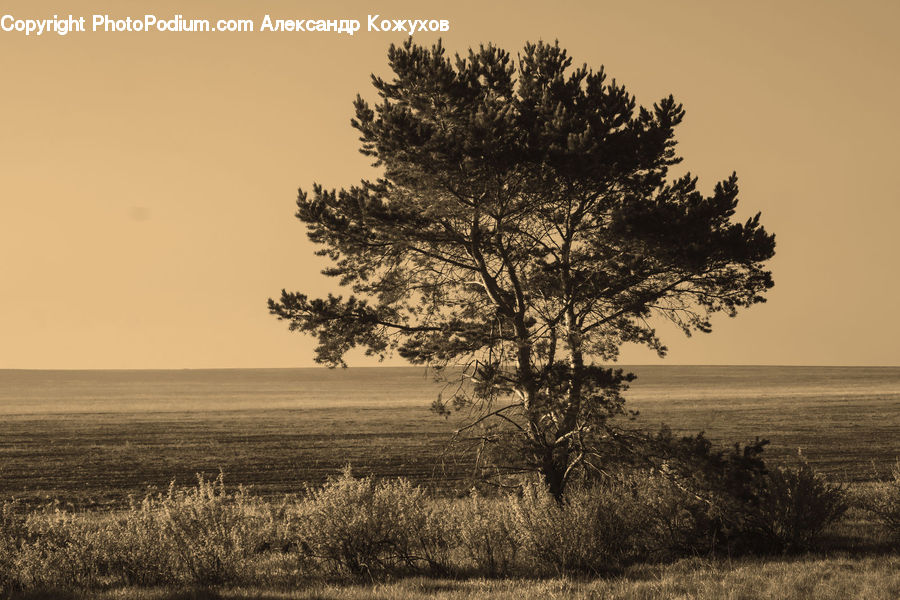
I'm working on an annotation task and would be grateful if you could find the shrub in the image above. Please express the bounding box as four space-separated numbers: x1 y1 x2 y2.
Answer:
0 476 299 593
632 430 847 554
449 491 518 576
0 501 26 592
509 476 661 575
858 460 900 539
629 429 772 554
102 473 291 586
103 494 182 586
0 459 869 592
624 467 716 557
296 468 447 576
8 506 111 591
751 458 849 552
155 473 274 585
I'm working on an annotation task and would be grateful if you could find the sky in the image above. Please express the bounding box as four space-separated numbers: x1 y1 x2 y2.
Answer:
1 0 898 369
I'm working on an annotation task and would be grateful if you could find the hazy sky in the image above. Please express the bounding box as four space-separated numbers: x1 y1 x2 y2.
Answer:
2 0 898 368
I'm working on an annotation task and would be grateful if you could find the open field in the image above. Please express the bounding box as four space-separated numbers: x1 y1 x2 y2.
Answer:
0 407 461 508
0 364 897 598
0 366 898 508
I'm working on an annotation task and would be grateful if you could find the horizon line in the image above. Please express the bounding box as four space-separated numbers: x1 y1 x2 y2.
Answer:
2 363 899 372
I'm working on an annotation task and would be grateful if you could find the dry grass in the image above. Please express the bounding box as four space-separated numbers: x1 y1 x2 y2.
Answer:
0 368 896 597
2 467 894 598
15 555 899 599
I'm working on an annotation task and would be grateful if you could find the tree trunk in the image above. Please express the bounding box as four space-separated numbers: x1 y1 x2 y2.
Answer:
545 308 583 501
541 445 568 501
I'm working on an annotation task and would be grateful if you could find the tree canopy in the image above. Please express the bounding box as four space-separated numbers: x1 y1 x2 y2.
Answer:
269 39 775 497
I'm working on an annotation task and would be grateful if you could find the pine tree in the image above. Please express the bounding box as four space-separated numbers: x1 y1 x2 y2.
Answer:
269 40 775 498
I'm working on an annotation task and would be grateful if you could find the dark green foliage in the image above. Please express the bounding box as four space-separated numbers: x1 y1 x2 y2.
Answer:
270 39 776 496
628 429 848 553
601 427 770 553
755 459 849 552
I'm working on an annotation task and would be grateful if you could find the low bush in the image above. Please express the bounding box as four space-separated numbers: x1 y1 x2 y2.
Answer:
0 474 296 594
0 457 871 593
631 429 771 554
639 430 848 554
622 468 716 558
857 460 900 539
11 508 104 590
0 501 26 591
101 473 287 586
103 494 180 586
449 491 519 576
296 467 448 576
154 473 274 584
751 458 849 552
510 475 663 575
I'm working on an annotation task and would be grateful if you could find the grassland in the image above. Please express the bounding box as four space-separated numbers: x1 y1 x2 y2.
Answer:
78 555 900 600
6 554 895 599
0 376 897 508
0 464 896 599
0 406 463 509
0 367 897 598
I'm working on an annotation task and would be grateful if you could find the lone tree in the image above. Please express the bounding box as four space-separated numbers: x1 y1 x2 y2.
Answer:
269 40 775 498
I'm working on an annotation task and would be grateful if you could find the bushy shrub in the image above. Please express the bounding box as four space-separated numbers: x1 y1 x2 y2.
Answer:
750 459 848 552
857 460 900 539
0 501 26 591
296 468 447 576
2 474 293 592
622 467 716 557
631 429 771 553
443 471 708 578
448 491 518 576
0 456 872 592
510 476 661 575
108 473 300 586
7 505 114 591
154 473 278 584
634 430 847 554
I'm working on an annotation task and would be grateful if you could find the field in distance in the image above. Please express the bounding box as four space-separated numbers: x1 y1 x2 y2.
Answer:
0 366 897 508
